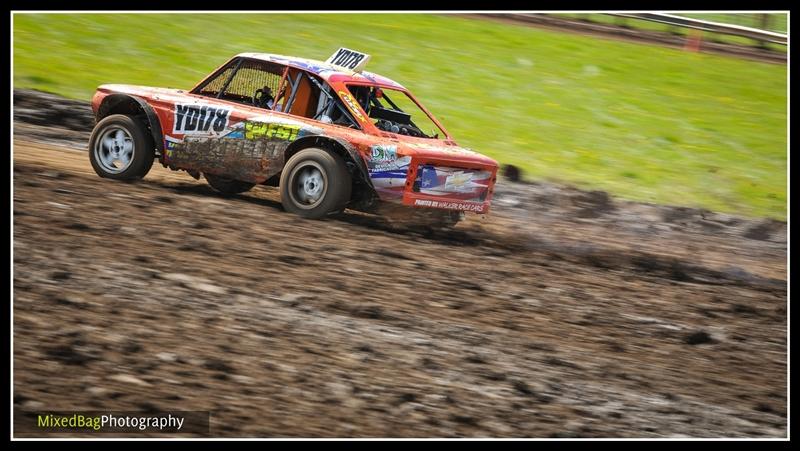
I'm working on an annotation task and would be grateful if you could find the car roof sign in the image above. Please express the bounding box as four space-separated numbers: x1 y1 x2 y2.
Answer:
326 47 371 73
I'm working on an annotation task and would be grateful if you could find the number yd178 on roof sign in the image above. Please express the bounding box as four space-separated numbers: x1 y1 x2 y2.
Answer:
326 48 371 72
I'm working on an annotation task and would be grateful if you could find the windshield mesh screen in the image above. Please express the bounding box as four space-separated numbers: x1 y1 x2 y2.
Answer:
197 67 234 97
224 60 284 100
196 58 285 103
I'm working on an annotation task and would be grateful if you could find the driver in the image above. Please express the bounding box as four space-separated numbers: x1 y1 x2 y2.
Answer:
256 86 275 109
349 86 371 113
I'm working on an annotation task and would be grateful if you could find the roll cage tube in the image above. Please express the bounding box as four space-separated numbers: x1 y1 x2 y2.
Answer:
380 92 422 131
216 58 244 99
281 71 302 113
190 57 242 96
346 82 452 140
305 75 360 128
190 58 360 129
367 88 431 138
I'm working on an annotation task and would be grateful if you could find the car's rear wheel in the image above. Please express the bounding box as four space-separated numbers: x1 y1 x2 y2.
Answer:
205 173 256 195
279 147 351 219
88 114 155 180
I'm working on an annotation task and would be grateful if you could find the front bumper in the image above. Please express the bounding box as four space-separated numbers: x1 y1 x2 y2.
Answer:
401 160 497 214
404 195 491 214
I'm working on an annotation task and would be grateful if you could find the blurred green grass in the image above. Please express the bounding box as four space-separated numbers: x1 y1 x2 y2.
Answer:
13 13 787 219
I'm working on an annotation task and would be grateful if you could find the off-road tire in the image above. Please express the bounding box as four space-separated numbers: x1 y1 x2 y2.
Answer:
88 114 155 180
279 147 352 219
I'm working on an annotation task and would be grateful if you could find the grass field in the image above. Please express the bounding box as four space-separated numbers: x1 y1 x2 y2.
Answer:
13 13 787 219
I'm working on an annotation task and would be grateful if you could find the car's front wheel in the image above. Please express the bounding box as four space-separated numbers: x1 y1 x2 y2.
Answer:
279 147 352 219
88 114 155 180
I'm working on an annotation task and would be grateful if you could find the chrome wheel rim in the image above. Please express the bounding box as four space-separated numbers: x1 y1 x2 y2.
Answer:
94 126 134 174
289 161 327 209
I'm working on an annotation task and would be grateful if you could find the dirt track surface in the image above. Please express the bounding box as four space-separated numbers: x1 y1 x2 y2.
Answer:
12 91 787 438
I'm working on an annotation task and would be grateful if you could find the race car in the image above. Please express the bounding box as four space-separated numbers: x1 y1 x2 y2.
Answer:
88 48 499 224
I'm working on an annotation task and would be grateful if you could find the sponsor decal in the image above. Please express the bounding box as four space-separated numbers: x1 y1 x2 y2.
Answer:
222 126 244 139
173 104 230 135
415 165 492 202
414 199 484 212
244 122 300 141
164 136 183 158
370 144 397 163
444 171 474 191
338 91 367 123
368 147 410 191
326 48 371 72
368 155 411 174
418 166 439 189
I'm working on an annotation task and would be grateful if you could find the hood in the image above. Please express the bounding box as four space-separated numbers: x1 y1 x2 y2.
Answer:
97 84 190 103
397 141 498 168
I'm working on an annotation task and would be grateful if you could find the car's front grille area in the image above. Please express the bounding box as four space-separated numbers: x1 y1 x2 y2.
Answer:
412 165 492 202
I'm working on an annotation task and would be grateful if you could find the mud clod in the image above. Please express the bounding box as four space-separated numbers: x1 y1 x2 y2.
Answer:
501 164 522 182
684 331 714 345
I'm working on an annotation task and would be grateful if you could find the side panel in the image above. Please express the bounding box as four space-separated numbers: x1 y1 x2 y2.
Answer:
161 98 328 183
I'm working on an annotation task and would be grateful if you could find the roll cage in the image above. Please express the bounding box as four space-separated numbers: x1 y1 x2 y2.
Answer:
191 56 360 129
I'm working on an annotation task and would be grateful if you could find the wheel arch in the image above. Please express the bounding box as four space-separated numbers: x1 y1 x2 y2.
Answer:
96 94 164 157
283 135 376 204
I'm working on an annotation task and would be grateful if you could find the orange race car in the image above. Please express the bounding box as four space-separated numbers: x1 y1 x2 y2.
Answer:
88 48 498 224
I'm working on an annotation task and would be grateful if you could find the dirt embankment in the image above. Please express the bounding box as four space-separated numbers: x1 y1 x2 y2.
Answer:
12 89 787 437
467 14 787 64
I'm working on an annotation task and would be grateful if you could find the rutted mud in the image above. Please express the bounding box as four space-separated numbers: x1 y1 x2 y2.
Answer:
12 90 787 437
